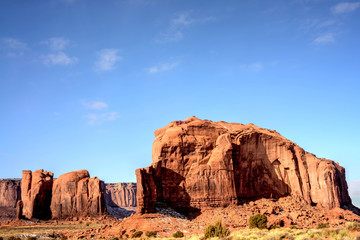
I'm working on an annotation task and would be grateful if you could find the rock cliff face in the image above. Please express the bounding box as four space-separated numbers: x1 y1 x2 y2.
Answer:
50 170 106 219
136 117 353 214
104 183 137 208
19 169 54 219
0 179 21 208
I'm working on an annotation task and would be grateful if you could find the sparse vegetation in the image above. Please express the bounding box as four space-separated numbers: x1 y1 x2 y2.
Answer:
173 231 184 238
204 221 230 239
249 214 267 229
8 237 21 240
145 231 157 238
346 221 360 231
131 231 143 238
317 223 329 229
27 237 37 240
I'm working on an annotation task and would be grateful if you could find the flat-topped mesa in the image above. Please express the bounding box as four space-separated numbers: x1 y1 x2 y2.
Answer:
50 169 106 219
136 117 353 214
18 169 54 219
104 183 137 208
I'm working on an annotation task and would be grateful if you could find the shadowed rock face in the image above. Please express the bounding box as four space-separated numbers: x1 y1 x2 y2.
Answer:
104 183 137 208
136 117 353 214
50 169 106 219
19 169 54 219
0 179 21 208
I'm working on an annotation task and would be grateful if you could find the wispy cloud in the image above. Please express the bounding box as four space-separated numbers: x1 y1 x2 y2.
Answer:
147 62 179 74
94 49 122 72
331 2 360 14
42 52 77 65
3 38 28 50
157 12 214 43
239 62 264 72
82 101 108 110
314 33 335 44
42 37 69 51
2 38 28 57
84 112 119 125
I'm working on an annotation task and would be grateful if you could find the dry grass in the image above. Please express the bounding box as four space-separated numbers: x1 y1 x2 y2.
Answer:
0 223 103 238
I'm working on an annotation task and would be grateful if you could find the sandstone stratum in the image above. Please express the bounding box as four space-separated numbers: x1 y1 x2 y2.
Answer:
136 116 357 215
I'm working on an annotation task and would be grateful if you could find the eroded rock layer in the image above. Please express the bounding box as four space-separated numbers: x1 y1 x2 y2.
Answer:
136 116 353 214
104 183 137 208
0 179 21 208
50 169 106 219
19 169 54 219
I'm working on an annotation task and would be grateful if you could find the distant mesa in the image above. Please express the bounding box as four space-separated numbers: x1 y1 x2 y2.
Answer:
136 116 359 215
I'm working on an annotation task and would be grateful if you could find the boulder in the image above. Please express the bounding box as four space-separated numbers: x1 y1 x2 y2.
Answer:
19 169 53 219
50 169 106 219
136 117 355 214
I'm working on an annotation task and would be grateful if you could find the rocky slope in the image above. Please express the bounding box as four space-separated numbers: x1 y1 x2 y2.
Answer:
136 116 356 214
51 170 106 219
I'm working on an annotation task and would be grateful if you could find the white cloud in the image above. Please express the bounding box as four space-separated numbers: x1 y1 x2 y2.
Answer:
82 101 108 110
84 112 119 125
95 49 122 71
147 62 179 74
332 2 360 14
314 33 335 44
42 52 77 65
239 62 264 72
42 37 69 51
158 12 214 43
3 38 28 49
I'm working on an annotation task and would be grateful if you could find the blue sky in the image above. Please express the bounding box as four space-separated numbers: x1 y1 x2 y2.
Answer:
0 0 359 206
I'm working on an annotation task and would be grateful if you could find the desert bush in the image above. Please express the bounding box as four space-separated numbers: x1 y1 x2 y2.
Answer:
124 234 129 239
173 231 184 238
131 231 143 238
59 234 67 240
204 221 230 239
145 231 157 238
249 214 267 229
27 237 37 240
111 237 119 240
268 225 279 230
346 221 360 231
8 237 21 240
316 223 328 229
86 222 90 226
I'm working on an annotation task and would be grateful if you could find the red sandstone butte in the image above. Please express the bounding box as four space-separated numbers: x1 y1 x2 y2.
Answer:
50 169 106 219
18 169 53 219
136 116 355 214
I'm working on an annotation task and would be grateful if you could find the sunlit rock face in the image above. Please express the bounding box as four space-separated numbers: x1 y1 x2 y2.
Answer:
104 183 137 208
19 169 53 219
136 117 352 214
50 169 106 219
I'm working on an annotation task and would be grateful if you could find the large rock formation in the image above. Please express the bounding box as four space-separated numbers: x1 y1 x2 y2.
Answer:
136 116 354 214
50 170 106 219
19 169 54 219
0 179 21 208
104 183 137 208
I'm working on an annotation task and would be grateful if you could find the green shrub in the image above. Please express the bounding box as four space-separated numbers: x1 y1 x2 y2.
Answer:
124 234 129 239
317 223 329 229
145 231 157 238
204 221 230 239
249 214 267 229
132 231 143 238
173 231 184 238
